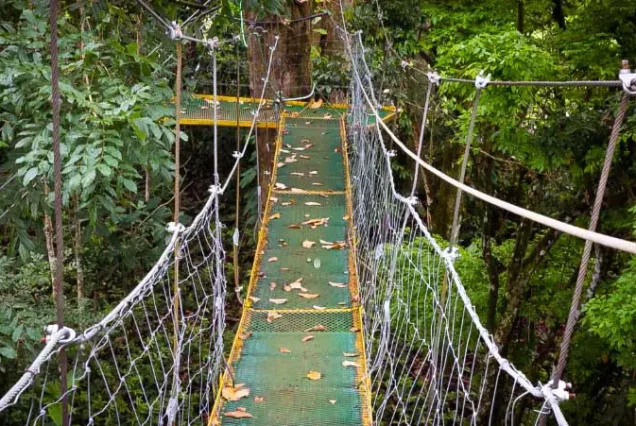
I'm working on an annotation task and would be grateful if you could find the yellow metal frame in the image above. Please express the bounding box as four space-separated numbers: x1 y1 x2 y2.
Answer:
208 114 373 426
179 94 396 129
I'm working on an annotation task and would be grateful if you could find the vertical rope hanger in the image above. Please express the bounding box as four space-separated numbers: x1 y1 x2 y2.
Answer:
49 1 68 425
233 41 242 305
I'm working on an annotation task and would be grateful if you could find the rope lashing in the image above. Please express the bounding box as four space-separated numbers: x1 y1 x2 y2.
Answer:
168 21 183 40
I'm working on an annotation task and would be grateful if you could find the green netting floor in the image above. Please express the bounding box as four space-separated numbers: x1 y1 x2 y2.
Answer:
215 117 368 425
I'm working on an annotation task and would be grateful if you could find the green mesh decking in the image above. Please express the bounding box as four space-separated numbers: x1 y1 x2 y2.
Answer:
214 115 370 426
179 95 394 128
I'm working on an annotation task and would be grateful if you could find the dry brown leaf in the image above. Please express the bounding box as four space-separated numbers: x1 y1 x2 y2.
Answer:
302 240 316 248
280 148 290 153
281 201 293 206
289 111 300 117
324 113 333 119
305 202 321 206
343 214 351 221
329 400 336 405
289 278 308 292
291 172 305 177
249 296 261 303
254 396 264 403
313 305 326 311
301 335 314 343
269 298 287 305
269 212 281 220
280 267 290 272
298 293 320 299
299 154 311 159
223 410 253 419
312 182 324 186
267 311 282 323
342 360 360 368
329 282 347 288
270 282 277 291
287 224 302 229
279 347 291 354
350 327 360 332
343 352 359 357
283 284 291 292
271 197 278 203
268 257 278 263
291 188 305 193
302 218 329 226
292 147 305 151
240 331 252 341
284 156 298 164
222 386 250 401
351 294 360 303
309 171 318 175
322 242 346 250
305 324 327 332
309 99 323 109
306 370 322 380
274 183 287 190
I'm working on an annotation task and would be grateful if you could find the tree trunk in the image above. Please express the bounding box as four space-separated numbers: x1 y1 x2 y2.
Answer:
552 0 566 29
43 183 57 296
517 0 524 33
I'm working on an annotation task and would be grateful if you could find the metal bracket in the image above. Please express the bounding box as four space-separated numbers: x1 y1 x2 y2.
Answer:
475 71 491 89
619 69 636 95
427 71 441 86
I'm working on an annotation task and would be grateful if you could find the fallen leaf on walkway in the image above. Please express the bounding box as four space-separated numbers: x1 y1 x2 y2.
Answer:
302 240 316 248
322 242 346 250
305 324 327 332
290 111 300 117
267 311 282 323
283 284 291 292
275 183 287 190
249 296 260 303
269 212 280 220
343 214 350 220
240 331 252 340
302 218 329 227
301 335 314 342
292 147 305 151
270 282 277 291
280 149 290 154
280 267 290 272
271 197 278 203
282 202 293 206
329 282 346 288
312 182 324 186
291 172 305 176
287 224 302 229
301 138 311 144
313 305 326 310
305 202 321 206
300 154 311 159
289 278 308 292
222 385 250 401
307 370 322 380
277 162 285 168
298 293 319 299
324 113 333 119
279 347 291 354
254 396 264 403
342 361 360 368
309 99 323 109
284 156 298 164
269 298 287 305
329 400 336 405
223 410 252 419
350 327 360 332
309 171 318 175
343 352 359 357
268 257 278 263
291 188 305 193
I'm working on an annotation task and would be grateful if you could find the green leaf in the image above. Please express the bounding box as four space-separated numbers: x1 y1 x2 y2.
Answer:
0 346 17 359
122 179 137 193
23 168 38 185
11 324 23 342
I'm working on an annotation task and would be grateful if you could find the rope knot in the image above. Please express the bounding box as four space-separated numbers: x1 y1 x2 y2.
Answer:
427 71 441 86
475 70 491 89
232 151 243 159
441 246 460 262
404 196 418 206
44 325 76 344
166 222 185 234
208 184 224 196
169 22 183 40
541 380 574 402
205 37 219 51
387 150 397 158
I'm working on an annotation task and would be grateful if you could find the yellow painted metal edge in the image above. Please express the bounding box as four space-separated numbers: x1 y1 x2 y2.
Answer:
178 118 278 129
341 116 374 426
273 189 346 196
208 114 286 426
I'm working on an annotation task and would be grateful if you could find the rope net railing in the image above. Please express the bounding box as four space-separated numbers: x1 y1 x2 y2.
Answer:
344 28 569 425
0 194 226 426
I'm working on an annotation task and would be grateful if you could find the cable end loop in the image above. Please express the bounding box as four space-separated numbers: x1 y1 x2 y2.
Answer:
44 325 76 344
619 67 636 95
541 380 574 402
208 184 224 196
427 71 441 86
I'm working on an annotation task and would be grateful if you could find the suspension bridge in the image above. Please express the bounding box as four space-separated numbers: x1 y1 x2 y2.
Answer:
2 2 636 426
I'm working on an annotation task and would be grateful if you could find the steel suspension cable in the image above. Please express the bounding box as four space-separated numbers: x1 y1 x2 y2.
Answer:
49 1 68 425
449 87 482 248
537 91 632 426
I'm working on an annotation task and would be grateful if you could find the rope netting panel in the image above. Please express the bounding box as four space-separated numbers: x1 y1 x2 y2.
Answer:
345 29 569 425
0 193 226 426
